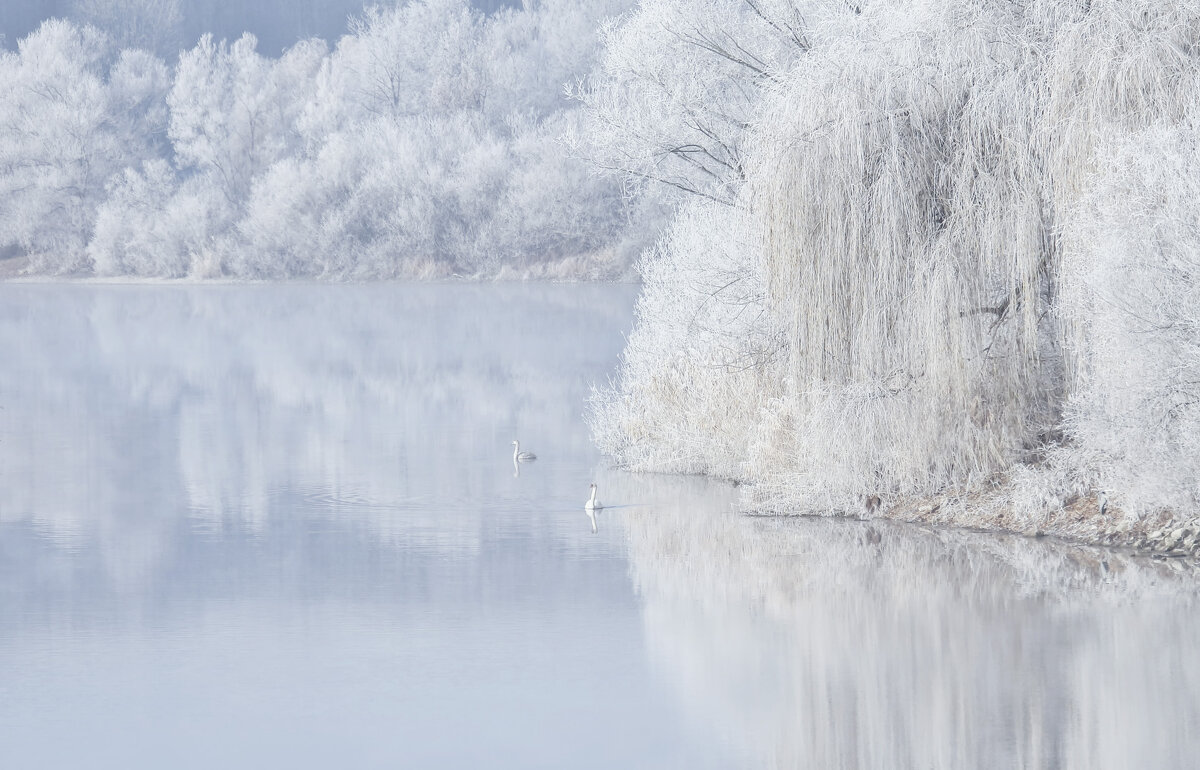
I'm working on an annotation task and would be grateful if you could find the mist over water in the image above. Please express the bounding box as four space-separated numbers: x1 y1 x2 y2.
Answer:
0 283 721 768
1 284 1198 768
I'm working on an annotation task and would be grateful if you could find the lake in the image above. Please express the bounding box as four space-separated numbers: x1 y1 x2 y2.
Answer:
1 283 1198 769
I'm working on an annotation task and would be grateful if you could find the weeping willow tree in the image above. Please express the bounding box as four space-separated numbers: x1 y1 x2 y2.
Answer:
748 1 1062 508
592 0 1200 530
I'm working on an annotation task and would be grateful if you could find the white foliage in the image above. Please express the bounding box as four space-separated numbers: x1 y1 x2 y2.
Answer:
498 109 656 275
301 0 486 137
90 160 228 277
237 115 504 278
747 0 1063 506
1061 123 1200 516
169 33 326 206
70 0 648 279
68 0 183 59
591 197 775 478
571 0 826 203
592 0 1200 527
0 20 167 273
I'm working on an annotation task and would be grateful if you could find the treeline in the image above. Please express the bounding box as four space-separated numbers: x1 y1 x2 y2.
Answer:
0 0 661 279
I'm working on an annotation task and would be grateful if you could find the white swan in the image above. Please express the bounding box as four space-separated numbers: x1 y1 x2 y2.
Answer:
585 483 603 510
512 440 537 462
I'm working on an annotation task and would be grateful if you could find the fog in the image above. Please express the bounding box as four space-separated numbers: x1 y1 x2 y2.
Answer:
0 284 738 768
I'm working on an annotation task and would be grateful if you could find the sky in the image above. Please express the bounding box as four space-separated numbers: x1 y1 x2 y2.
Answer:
0 0 518 55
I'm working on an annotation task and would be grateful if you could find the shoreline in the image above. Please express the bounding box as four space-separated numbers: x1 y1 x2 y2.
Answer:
744 475 1200 559
0 260 641 286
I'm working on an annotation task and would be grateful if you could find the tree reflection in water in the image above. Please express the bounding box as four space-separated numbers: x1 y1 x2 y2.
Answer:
604 470 1200 770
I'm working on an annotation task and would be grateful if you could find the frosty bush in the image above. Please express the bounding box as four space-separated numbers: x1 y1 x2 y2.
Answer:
591 196 776 479
90 160 227 277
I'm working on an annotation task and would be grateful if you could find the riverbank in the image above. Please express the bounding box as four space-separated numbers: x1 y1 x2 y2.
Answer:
0 250 639 283
900 490 1199 557
749 474 1200 559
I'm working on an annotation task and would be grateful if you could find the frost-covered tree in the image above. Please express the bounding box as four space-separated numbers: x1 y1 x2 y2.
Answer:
68 0 184 59
745 0 1064 506
89 159 227 277
1061 124 1200 517
236 115 503 278
0 20 168 272
591 197 772 477
305 0 487 131
169 33 326 207
572 0 822 204
12 0 654 279
87 32 326 277
231 0 648 279
592 0 1200 534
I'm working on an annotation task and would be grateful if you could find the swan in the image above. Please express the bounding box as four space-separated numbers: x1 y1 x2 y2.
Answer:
585 483 603 510
512 440 536 462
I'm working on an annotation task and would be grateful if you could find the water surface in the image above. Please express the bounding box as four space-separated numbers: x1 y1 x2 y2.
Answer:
1 284 1198 769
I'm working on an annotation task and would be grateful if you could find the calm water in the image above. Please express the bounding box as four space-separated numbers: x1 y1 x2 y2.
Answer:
1 284 1198 769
